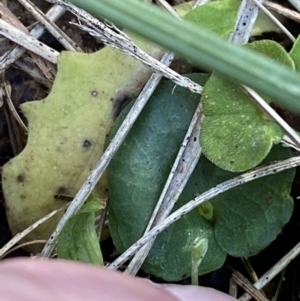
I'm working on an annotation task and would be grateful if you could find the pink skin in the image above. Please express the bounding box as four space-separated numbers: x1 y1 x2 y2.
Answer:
0 259 236 301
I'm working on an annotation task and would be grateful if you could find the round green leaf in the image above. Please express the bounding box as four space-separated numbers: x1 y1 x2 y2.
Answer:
212 145 294 257
180 145 294 257
107 74 294 280
200 40 293 172
107 74 226 281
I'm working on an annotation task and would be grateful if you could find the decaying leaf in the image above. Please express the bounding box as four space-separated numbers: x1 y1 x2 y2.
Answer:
2 33 164 253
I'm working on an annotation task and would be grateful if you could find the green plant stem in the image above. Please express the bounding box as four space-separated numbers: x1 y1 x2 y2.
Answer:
191 238 208 286
67 0 300 113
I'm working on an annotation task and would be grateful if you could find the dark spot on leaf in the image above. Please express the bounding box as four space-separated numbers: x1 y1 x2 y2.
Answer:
113 93 133 117
230 160 234 164
91 90 98 97
55 186 70 198
16 173 25 183
82 140 92 148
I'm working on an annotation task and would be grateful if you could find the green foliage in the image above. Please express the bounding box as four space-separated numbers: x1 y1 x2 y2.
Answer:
197 146 294 257
107 74 226 281
184 0 240 37
197 201 214 221
200 74 284 172
184 0 283 37
106 75 294 280
191 237 208 285
290 36 300 71
57 198 104 265
200 40 294 172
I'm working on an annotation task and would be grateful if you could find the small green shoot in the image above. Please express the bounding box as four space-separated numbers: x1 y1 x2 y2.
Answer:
191 237 208 286
57 198 104 265
197 201 214 221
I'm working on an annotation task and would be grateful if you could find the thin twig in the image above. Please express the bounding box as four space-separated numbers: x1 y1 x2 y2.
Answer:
107 155 300 270
251 0 295 41
155 0 180 18
125 104 203 275
282 135 300 152
239 240 300 300
18 0 81 51
264 0 300 24
230 1 300 149
287 0 300 13
241 257 267 298
45 0 202 94
124 0 205 276
229 0 262 45
232 271 269 301
14 57 52 88
96 199 109 240
243 86 300 148
229 277 238 298
241 257 259 283
3 81 27 132
0 4 65 71
3 101 22 156
0 18 59 63
272 269 286 301
0 204 68 259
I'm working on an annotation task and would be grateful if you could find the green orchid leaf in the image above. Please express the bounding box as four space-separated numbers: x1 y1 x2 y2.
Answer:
211 146 294 257
200 40 293 172
107 74 226 281
290 36 300 71
107 74 294 279
57 198 104 265
185 145 294 257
